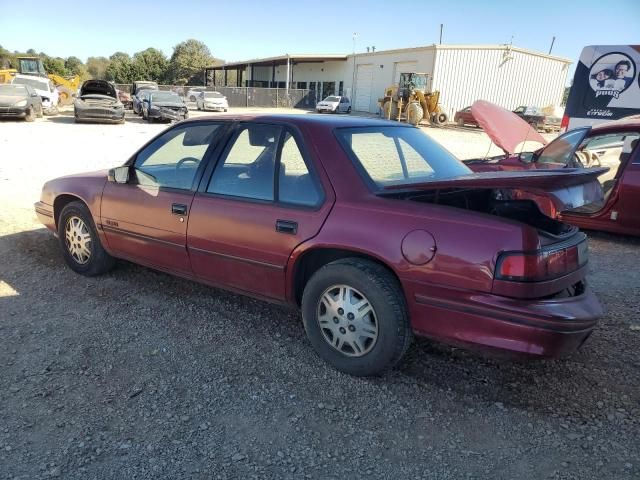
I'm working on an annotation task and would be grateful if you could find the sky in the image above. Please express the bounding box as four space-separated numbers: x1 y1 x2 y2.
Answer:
1 0 639 77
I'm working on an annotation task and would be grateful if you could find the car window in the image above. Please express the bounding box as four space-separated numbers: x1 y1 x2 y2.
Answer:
337 127 460 187
134 123 220 190
207 124 282 201
279 132 322 207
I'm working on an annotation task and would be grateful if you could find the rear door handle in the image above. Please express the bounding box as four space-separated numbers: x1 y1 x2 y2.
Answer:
171 203 188 215
276 219 298 234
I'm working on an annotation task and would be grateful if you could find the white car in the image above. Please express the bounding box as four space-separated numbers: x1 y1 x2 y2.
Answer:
186 87 207 102
11 75 59 115
196 91 228 112
316 95 351 114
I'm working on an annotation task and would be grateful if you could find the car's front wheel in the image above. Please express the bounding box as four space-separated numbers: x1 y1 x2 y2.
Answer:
58 201 116 276
301 258 412 376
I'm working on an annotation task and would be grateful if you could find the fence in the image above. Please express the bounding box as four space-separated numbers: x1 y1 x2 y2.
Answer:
115 84 317 109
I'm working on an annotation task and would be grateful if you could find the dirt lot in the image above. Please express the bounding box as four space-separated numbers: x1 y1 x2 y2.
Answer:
0 109 639 480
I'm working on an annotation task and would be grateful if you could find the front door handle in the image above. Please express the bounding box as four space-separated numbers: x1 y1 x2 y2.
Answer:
171 203 188 215
276 219 298 234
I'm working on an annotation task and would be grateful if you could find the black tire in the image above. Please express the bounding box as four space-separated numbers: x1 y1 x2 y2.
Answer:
301 258 412 376
25 107 35 122
57 201 116 276
189 95 196 102
142 108 148 120
347 107 351 113
437 112 448 124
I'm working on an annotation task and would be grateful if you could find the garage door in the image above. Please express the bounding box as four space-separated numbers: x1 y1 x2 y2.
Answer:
393 61 418 84
354 64 373 112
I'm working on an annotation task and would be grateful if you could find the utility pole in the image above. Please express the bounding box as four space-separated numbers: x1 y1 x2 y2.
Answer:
439 24 443 44
548 36 556 55
351 32 358 104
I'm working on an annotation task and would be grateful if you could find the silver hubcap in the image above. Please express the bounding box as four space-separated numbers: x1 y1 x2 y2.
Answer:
65 216 92 265
317 284 378 357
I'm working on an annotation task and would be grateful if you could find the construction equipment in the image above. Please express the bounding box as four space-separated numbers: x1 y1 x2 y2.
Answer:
378 73 448 126
0 57 80 106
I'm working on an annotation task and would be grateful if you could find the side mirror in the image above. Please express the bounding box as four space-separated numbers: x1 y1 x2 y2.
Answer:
108 166 130 184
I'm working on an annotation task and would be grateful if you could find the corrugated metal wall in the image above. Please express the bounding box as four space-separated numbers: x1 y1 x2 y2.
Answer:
431 47 570 120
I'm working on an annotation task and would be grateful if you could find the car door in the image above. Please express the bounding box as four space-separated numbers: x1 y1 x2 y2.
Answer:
187 123 334 301
609 138 640 232
100 122 225 276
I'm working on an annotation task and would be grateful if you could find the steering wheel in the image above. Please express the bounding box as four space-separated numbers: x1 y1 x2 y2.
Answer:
175 157 200 170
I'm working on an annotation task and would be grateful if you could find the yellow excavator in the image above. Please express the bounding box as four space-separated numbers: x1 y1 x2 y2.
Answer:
378 72 448 126
0 57 80 105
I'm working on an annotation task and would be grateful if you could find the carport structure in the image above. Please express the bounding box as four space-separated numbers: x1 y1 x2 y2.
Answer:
204 54 348 91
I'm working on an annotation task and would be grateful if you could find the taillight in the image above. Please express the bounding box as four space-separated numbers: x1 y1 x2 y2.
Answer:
559 114 569 133
496 240 588 282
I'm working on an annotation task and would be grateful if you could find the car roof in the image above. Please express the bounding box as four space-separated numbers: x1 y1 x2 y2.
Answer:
591 117 640 132
181 113 412 129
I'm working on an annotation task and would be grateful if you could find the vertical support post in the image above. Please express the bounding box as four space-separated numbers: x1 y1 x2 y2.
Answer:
224 68 227 87
286 55 290 93
272 62 276 88
250 64 254 88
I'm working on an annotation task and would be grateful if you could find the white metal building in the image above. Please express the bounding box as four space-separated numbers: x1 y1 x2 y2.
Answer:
206 44 571 118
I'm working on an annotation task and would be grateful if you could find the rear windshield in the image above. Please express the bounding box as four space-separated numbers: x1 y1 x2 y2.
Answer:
151 92 181 102
204 92 224 98
0 84 28 96
336 126 471 187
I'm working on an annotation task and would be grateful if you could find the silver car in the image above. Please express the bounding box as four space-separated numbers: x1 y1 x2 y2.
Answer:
316 95 351 114
196 91 229 112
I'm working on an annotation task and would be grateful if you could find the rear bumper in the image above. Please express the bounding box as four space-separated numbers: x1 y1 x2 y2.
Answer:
405 280 602 357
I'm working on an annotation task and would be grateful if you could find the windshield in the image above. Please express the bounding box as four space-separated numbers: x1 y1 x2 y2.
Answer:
324 96 340 102
0 84 28 96
151 92 181 102
12 77 48 91
336 126 471 188
204 92 224 98
536 127 590 165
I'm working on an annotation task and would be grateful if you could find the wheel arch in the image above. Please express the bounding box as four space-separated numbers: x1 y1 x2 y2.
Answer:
53 194 87 229
289 246 405 307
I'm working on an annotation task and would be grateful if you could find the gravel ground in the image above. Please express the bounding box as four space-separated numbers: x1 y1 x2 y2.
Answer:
0 110 638 479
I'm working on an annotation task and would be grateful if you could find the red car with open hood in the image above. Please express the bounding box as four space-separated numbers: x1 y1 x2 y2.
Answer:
466 101 640 237
35 114 603 376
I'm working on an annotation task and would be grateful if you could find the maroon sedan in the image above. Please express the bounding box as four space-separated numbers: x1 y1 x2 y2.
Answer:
467 101 640 237
35 115 603 376
454 106 479 127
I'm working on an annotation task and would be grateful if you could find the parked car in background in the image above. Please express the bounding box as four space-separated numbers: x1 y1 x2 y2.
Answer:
131 81 158 98
74 80 125 124
454 106 479 127
117 89 132 110
0 83 43 121
316 96 351 113
12 74 59 115
132 89 154 115
142 91 188 122
512 105 546 130
187 87 206 102
196 91 228 112
34 115 603 376
467 101 640 236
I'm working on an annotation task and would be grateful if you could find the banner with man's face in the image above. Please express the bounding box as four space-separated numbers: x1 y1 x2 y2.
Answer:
566 45 640 122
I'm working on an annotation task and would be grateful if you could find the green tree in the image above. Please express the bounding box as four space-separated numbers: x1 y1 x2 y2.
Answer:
86 56 110 79
65 56 87 78
133 48 168 82
42 57 69 76
105 52 136 83
167 39 214 85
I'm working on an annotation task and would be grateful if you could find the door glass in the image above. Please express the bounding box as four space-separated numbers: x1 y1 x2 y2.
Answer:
208 124 282 201
279 132 322 206
134 123 220 190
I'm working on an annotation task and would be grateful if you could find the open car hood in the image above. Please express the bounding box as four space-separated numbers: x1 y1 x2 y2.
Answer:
471 100 548 154
383 169 608 215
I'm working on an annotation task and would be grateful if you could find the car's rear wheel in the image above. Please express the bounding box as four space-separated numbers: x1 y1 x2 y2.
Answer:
58 201 116 276
301 258 412 376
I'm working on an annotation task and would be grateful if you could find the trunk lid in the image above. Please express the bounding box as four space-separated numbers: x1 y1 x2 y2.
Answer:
383 168 607 216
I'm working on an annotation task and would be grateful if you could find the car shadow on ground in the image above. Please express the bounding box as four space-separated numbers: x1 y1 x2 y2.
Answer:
0 227 635 420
